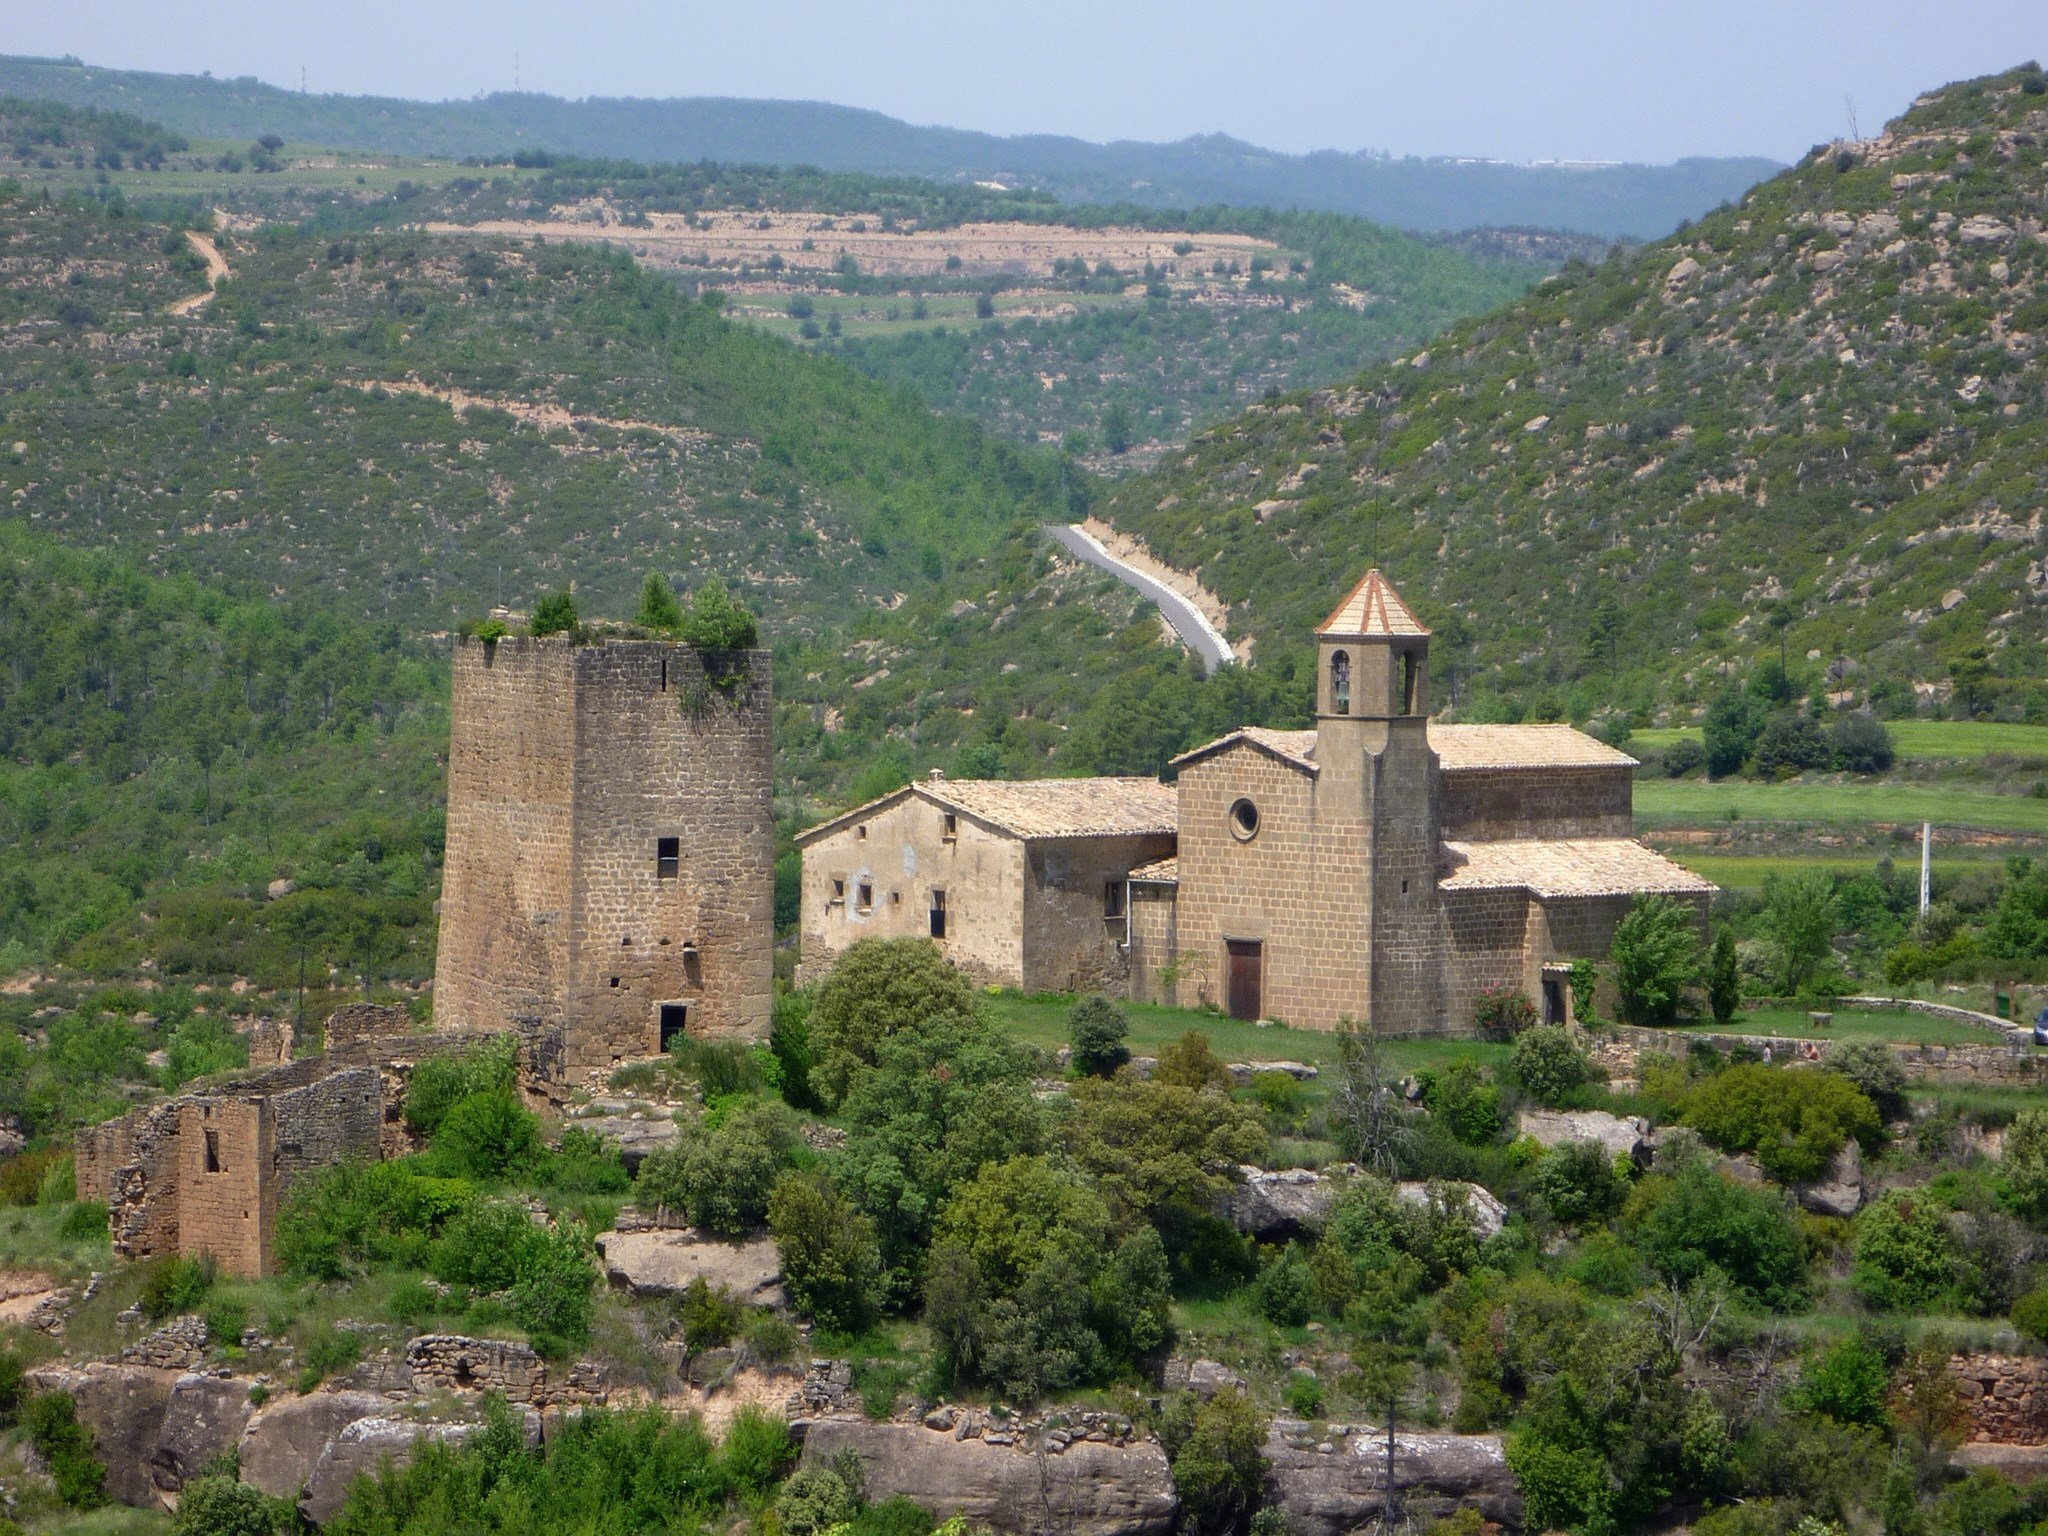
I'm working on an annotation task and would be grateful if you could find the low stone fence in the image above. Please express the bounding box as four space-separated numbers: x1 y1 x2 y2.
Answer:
1953 1355 2048 1443
1592 1025 2046 1088
405 1333 607 1407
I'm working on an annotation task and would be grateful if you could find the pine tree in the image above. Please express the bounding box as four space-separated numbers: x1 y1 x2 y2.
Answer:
1708 927 1740 1025
636 571 684 633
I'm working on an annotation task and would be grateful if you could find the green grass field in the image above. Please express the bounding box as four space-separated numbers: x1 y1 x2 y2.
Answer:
1667 852 2004 889
1634 778 2048 836
1634 721 2048 762
14 139 538 203
1665 1005 2002 1044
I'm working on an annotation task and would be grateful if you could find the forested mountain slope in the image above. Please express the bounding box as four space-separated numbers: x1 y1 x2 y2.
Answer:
1094 65 2048 733
0 53 1774 238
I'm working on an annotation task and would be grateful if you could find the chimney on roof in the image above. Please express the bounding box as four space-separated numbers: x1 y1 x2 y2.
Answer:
928 769 946 782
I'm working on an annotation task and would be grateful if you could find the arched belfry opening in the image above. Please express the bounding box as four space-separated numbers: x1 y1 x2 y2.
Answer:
1329 650 1351 716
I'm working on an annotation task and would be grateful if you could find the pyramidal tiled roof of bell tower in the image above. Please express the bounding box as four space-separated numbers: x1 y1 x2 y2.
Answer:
1315 569 1430 637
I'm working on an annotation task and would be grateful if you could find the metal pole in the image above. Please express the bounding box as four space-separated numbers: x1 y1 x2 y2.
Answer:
1384 1385 1399 1531
1920 822 1931 919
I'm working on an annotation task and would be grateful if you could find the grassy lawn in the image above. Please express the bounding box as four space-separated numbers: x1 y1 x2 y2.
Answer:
1667 852 2003 889
1633 777 2048 836
983 992 1509 1077
1635 721 2048 761
1653 1005 2004 1045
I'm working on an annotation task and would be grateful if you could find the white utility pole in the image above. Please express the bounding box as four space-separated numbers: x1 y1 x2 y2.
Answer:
1920 821 1932 918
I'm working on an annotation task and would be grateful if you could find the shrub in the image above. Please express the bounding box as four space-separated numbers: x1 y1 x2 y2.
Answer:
1155 1031 1232 1091
1851 1190 1958 1311
1472 987 1538 1042
511 1220 598 1350
1509 1026 1592 1105
767 1171 882 1331
1833 713 1895 774
1681 1064 1880 1184
1708 928 1741 1025
1631 1162 1808 1310
1794 1334 1891 1426
430 1090 542 1182
1663 737 1707 777
1161 1389 1270 1536
1068 994 1131 1077
742 1307 800 1363
1610 894 1703 1025
1418 1059 1502 1146
60 1201 108 1242
24 1391 106 1509
1752 713 1833 778
679 1276 743 1349
676 580 759 651
276 1160 473 1279
635 571 685 633
172 1472 288 1536
431 1198 533 1291
543 1126 630 1195
295 1321 364 1391
636 1100 799 1236
770 990 823 1112
1825 1040 1908 1120
1532 1140 1626 1226
777 1459 864 1536
403 1038 518 1136
140 1252 215 1318
806 938 982 1107
529 591 577 637
1998 1108 2048 1218
2011 1287 2048 1341
1253 1245 1315 1327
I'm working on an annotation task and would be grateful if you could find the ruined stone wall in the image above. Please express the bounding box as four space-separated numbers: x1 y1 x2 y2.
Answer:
1602 1025 2047 1087
269 1069 382 1196
175 1098 266 1278
433 637 578 1043
565 642 773 1076
1439 765 1633 841
1127 884 1180 1007
1952 1355 2048 1443
1169 744 1374 1030
1023 832 1176 995
798 793 1027 988
324 1003 414 1062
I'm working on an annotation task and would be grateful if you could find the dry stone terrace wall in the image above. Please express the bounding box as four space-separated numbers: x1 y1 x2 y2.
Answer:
1953 1355 2048 1443
1598 1025 2047 1087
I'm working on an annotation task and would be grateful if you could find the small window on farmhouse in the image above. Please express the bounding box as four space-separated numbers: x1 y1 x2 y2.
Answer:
832 878 846 904
856 824 868 841
656 837 680 880
1104 880 1126 920
930 889 947 939
857 881 873 913
203 1130 222 1174
942 812 958 842
1330 650 1350 716
891 891 901 906
1229 798 1260 842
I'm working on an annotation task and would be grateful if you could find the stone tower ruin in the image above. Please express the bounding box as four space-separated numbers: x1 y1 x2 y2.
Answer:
432 635 774 1083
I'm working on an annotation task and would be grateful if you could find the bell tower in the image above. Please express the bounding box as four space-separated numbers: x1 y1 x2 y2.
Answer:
1312 569 1446 1033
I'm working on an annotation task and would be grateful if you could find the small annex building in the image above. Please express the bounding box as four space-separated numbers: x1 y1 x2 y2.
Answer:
794 774 1177 993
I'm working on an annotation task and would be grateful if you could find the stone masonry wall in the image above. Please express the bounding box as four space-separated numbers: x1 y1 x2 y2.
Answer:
175 1098 266 1278
1168 742 1374 1029
1440 765 1633 841
1024 832 1176 995
1127 883 1180 1007
1367 720 1448 1037
1952 1355 2048 1443
433 637 579 1045
798 791 1027 988
566 642 773 1076
1442 888 1535 1027
1602 1025 2047 1088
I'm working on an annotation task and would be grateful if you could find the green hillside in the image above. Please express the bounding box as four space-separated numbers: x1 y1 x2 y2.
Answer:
1094 64 2048 738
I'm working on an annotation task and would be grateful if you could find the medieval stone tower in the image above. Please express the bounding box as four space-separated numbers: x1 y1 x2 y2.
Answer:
433 635 774 1083
1313 570 1447 1034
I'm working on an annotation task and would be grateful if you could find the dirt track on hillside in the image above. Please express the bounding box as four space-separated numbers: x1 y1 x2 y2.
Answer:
169 230 232 316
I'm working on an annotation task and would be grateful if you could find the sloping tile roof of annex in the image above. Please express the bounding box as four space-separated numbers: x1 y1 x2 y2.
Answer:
1317 569 1430 637
1440 838 1716 900
1170 722 1634 774
1128 856 1180 884
796 777 1177 846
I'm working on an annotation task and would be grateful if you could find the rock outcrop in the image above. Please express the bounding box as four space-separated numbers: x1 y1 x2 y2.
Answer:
153 1372 256 1496
1516 1109 1651 1162
1395 1181 1508 1240
798 1418 1177 1536
27 1362 178 1507
1263 1422 1522 1535
240 1391 394 1502
299 1417 479 1524
1226 1167 1507 1241
597 1227 785 1305
1792 1139 1866 1217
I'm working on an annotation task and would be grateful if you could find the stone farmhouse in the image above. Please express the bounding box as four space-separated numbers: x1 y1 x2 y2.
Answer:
795 776 1178 993
432 634 775 1083
800 569 1712 1034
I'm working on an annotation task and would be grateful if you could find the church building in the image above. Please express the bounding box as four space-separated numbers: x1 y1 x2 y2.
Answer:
800 568 1713 1035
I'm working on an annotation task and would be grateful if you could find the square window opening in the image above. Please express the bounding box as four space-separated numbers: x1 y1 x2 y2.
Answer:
942 812 958 842
930 889 947 939
831 878 846 903
1104 880 1127 920
659 1003 690 1051
857 881 874 913
203 1129 222 1174
656 836 681 880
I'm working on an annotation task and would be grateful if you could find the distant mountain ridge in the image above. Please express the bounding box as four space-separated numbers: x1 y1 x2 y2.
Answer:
0 53 1779 238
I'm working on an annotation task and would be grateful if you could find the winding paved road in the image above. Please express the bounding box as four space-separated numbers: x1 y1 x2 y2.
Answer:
1046 523 1234 675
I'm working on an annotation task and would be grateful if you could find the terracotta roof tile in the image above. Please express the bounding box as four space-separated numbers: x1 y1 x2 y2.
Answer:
1128 856 1180 883
798 777 1177 845
1316 570 1430 637
1440 838 1716 899
1430 723 1637 772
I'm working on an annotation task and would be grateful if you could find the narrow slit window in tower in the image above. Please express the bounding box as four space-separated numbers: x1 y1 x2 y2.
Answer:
203 1130 222 1173
656 837 680 880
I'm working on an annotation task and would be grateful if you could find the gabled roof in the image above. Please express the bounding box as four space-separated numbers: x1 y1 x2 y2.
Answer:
1128 856 1180 884
1316 569 1430 638
796 776 1177 847
1170 722 1633 776
1439 838 1715 900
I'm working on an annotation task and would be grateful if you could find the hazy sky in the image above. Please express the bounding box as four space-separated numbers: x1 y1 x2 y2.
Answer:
19 1 2048 163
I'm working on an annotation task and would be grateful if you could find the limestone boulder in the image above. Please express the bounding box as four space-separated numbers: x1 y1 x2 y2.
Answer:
1162 1358 1248 1398
300 1417 482 1524
798 1419 1176 1536
1517 1109 1651 1163
1395 1181 1509 1241
153 1372 256 1496
1957 1444 2048 1481
239 1391 393 1501
1227 1168 1339 1236
573 1112 683 1172
27 1362 178 1508
1794 1139 1866 1218
596 1228 784 1305
1264 1423 1522 1536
